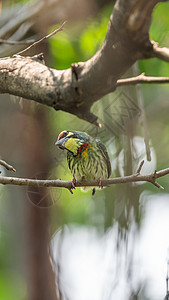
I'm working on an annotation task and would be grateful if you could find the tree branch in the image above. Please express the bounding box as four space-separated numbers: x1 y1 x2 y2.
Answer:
0 159 16 173
150 41 169 63
15 21 66 55
116 73 169 87
0 0 168 124
0 162 168 192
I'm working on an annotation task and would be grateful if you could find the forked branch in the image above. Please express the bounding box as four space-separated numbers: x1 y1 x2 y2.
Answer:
0 0 168 124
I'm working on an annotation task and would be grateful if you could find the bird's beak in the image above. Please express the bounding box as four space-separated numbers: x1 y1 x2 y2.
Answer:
55 137 67 149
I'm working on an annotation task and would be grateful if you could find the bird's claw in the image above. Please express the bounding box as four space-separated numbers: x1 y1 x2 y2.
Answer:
72 177 76 189
98 177 103 189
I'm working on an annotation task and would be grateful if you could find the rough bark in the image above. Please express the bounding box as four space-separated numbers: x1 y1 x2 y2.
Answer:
0 0 167 125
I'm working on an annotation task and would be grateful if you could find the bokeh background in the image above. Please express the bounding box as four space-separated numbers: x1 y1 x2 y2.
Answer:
0 1 169 299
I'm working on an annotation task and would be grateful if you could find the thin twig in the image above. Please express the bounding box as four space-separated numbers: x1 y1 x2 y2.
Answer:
152 181 164 189
116 74 169 87
136 160 144 174
0 166 169 190
0 160 16 172
15 21 66 56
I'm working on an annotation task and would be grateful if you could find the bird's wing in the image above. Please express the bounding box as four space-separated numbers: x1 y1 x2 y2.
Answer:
96 139 111 178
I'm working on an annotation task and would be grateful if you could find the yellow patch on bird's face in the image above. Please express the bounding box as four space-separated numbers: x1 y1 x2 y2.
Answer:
64 138 80 154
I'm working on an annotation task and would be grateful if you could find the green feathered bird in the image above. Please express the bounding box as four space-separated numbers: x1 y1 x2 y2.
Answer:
55 130 111 194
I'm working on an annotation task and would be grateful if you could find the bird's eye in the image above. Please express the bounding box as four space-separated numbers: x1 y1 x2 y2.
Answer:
57 131 68 141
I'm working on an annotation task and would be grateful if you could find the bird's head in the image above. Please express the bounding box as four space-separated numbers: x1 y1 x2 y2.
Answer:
55 130 91 156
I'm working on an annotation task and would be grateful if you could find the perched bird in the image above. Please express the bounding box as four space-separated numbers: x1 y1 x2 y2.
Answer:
55 130 111 194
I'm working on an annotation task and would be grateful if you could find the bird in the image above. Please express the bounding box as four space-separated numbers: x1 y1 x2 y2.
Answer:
55 130 111 194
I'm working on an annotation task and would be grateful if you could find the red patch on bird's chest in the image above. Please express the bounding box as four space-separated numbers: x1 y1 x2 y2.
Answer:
77 142 89 155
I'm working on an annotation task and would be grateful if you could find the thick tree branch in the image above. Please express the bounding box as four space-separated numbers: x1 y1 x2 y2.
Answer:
0 162 169 191
0 0 168 124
